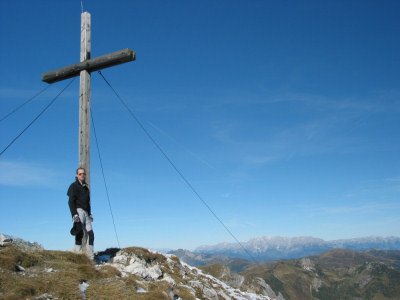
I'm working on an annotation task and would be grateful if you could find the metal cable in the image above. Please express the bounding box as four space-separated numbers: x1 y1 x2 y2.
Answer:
0 85 51 124
91 110 121 249
97 70 259 263
0 79 75 158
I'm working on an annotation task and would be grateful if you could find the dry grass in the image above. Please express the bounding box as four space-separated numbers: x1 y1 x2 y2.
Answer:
173 285 196 300
199 264 224 278
85 275 139 299
0 245 198 300
122 247 167 265
169 255 181 264
88 280 174 299
0 245 42 271
0 244 122 299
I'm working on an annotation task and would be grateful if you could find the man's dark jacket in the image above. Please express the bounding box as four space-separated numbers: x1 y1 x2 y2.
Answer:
67 179 91 217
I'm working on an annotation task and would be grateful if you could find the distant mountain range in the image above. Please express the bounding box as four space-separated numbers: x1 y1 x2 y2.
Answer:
200 248 400 300
192 236 400 262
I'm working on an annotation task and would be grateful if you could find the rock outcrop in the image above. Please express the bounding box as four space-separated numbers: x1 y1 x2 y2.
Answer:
105 247 272 299
0 233 43 251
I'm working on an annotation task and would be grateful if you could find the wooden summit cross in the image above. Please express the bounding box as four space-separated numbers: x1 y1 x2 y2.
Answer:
42 12 135 185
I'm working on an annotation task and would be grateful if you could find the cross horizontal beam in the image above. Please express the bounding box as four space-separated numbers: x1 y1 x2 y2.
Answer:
42 48 135 84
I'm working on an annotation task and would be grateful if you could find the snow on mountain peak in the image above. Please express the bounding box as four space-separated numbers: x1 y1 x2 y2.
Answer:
194 235 400 261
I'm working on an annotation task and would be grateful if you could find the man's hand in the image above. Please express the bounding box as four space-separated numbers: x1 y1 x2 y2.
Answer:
73 215 80 222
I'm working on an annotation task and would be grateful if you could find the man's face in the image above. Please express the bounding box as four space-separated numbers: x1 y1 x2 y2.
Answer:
76 169 86 181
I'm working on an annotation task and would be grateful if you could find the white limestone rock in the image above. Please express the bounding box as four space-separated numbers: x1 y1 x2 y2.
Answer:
106 248 272 300
312 277 323 292
0 234 43 251
300 257 315 271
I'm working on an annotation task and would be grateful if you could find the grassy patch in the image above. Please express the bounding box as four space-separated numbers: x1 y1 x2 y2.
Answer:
199 264 224 278
122 247 167 265
0 245 121 299
169 255 181 264
0 245 42 271
174 285 196 300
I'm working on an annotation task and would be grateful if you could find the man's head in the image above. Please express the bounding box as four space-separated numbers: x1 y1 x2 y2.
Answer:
76 168 86 182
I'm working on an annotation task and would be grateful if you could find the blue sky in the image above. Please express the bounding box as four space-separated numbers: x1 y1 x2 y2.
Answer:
1 0 399 252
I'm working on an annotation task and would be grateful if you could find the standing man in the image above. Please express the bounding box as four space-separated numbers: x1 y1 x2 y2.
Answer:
68 167 94 259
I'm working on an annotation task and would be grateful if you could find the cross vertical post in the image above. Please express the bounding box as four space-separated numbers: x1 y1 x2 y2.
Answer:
41 11 135 186
79 12 91 185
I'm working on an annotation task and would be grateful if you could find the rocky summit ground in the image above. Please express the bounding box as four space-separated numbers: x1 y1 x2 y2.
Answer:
0 234 272 300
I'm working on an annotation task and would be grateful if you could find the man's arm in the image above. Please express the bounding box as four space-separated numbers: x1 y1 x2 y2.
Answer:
87 191 91 217
67 184 78 217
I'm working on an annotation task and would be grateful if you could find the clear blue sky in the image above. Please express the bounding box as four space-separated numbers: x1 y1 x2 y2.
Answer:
1 0 399 252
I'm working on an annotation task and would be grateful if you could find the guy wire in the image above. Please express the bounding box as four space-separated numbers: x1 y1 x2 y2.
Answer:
0 79 75 158
91 110 121 249
0 85 51 124
97 70 259 264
